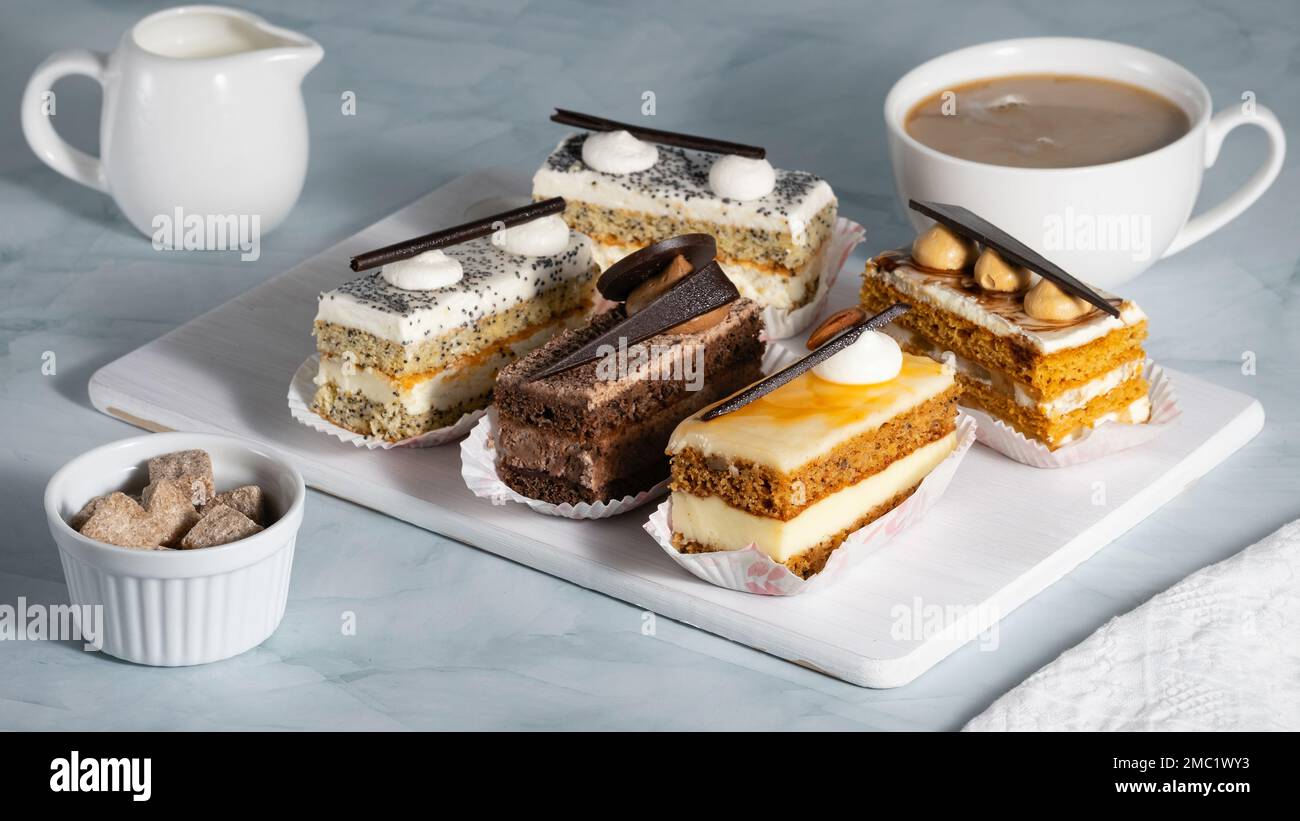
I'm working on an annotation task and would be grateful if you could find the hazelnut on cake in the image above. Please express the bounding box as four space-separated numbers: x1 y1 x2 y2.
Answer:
312 200 599 442
861 201 1150 450
667 305 960 578
532 111 838 317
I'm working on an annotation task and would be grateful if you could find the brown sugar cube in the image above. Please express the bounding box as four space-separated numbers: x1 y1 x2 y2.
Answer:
142 479 201 548
69 495 107 530
147 449 215 506
79 492 164 548
200 485 265 525
180 504 263 549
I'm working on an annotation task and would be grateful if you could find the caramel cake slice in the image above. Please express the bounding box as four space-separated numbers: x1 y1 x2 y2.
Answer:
312 202 599 442
493 235 765 505
531 112 838 313
667 309 959 578
861 205 1150 450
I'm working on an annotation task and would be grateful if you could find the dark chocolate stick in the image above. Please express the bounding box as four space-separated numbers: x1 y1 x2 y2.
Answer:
552 109 766 160
701 303 911 421
349 197 567 272
908 200 1119 318
529 262 739 381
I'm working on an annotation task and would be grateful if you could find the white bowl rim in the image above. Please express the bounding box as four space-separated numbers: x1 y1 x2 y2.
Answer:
44 431 306 563
882 36 1214 176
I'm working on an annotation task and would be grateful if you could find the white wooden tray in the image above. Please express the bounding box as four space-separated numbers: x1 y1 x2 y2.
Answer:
87 169 1264 688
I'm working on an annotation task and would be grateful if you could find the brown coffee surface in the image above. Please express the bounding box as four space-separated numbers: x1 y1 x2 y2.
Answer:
905 74 1189 168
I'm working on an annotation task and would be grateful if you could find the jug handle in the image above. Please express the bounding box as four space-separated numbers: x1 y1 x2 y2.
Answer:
22 49 109 193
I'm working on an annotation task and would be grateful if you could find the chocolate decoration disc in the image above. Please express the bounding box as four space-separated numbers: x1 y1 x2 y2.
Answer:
596 234 718 302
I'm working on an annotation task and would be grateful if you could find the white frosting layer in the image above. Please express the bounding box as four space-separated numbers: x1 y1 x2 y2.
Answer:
534 134 836 241
316 233 592 345
581 130 658 174
814 330 902 385
672 433 956 561
500 214 570 257
868 256 1146 354
381 250 463 290
314 321 572 415
708 154 776 201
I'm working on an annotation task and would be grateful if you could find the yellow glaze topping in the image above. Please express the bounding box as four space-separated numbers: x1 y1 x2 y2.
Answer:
668 353 954 472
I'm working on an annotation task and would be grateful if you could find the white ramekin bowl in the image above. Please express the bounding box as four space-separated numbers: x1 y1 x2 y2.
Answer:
44 432 306 666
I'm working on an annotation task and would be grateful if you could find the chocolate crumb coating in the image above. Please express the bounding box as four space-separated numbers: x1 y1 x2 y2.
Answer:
495 300 765 504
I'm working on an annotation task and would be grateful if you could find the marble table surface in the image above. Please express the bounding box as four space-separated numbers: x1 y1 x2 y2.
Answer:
1 0 1296 731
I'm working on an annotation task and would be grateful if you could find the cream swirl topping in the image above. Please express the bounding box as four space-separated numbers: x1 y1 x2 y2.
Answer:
813 330 903 385
500 215 570 257
581 130 658 174
380 249 464 290
708 154 776 201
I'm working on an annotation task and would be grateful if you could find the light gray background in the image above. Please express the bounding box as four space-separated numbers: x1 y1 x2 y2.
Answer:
1 0 1295 730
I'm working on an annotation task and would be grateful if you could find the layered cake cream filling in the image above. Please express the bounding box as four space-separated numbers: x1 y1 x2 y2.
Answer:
886 324 1146 418
869 255 1146 354
314 320 571 416
1057 397 1152 445
1036 361 1146 417
671 433 956 561
669 355 955 472
533 135 835 239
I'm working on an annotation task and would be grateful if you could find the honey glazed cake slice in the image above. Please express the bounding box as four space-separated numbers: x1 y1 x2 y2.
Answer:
666 306 960 578
861 207 1150 450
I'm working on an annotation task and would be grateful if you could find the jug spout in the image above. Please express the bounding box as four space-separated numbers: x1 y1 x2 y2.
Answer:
244 15 323 81
267 35 324 81
129 6 322 79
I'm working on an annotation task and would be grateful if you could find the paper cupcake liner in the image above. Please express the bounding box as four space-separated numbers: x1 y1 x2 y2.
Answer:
644 413 978 596
965 360 1179 469
460 408 668 520
288 354 484 449
761 217 866 340
460 344 796 519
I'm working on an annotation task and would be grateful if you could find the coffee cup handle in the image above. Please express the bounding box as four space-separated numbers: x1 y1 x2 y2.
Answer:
1163 104 1286 257
21 49 109 193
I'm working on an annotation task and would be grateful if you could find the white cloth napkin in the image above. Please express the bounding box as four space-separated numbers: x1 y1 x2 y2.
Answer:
965 519 1300 731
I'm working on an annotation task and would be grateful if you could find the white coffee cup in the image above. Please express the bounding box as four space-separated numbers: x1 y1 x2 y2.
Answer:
884 37 1285 288
21 5 323 244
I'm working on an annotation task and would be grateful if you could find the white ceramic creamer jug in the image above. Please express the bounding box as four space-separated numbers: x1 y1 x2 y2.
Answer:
22 5 323 242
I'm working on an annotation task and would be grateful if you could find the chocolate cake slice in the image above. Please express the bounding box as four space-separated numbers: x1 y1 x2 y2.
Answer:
494 301 764 505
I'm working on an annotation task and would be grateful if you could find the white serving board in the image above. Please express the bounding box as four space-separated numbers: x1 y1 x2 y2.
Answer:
88 169 1264 688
